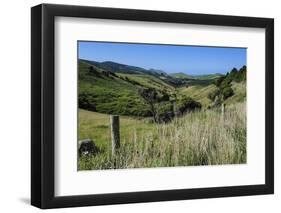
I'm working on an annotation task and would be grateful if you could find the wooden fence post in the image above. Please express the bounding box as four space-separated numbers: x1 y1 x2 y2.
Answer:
110 115 120 155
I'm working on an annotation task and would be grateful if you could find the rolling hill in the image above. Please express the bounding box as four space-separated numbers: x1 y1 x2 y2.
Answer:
79 59 246 116
170 72 223 80
80 59 167 76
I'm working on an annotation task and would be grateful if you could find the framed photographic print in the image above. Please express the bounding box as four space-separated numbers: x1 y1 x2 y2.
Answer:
31 3 274 209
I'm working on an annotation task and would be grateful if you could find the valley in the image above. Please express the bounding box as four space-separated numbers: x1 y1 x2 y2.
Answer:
78 58 247 170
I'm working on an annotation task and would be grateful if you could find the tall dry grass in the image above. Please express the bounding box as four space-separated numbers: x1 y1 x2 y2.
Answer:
79 102 246 170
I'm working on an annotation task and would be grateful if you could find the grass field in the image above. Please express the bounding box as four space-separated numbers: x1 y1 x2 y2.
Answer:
78 101 246 170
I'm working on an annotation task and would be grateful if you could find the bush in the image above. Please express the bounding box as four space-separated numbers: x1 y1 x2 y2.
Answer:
88 66 100 77
222 86 234 100
178 97 202 114
160 92 170 102
79 93 96 111
155 102 174 123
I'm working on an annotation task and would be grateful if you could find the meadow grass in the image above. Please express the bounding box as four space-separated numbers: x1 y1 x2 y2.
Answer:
78 101 246 170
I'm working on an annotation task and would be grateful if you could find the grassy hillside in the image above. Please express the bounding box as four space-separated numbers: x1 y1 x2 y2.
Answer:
81 59 166 75
79 60 152 116
179 84 218 108
224 82 246 105
79 59 246 117
194 73 224 80
170 72 223 80
170 72 194 79
179 81 246 108
118 73 175 92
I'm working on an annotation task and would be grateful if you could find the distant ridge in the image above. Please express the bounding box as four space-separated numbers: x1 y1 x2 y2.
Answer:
170 72 223 80
80 59 167 76
80 59 223 80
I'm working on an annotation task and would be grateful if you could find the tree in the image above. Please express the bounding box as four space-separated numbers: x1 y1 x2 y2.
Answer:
138 88 158 122
231 67 238 73
238 65 247 81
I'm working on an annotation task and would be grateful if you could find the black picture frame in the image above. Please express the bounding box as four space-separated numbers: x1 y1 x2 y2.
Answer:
31 3 274 209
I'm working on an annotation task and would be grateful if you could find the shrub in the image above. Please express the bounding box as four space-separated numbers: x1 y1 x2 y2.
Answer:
78 93 96 111
155 102 174 123
160 92 170 102
178 97 202 114
222 86 234 100
88 66 100 77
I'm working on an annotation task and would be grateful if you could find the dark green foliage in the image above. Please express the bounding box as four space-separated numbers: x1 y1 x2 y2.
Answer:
79 92 96 111
225 66 247 83
215 66 246 88
212 65 246 102
101 70 117 78
88 66 102 78
214 76 225 87
138 88 158 102
231 67 238 75
238 65 247 81
222 87 234 100
220 78 232 89
156 102 174 123
178 97 202 114
159 92 170 102
137 88 174 123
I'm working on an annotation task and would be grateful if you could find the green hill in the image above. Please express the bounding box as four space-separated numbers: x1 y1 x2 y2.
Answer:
79 59 246 117
170 72 223 80
179 81 246 108
194 73 224 80
80 59 167 76
170 72 194 79
79 60 150 116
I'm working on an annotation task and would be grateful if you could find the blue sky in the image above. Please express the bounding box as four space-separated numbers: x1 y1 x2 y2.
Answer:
78 41 246 75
